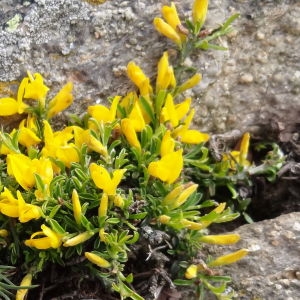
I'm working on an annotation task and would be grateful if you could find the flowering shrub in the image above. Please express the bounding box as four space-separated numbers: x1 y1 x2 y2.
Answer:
0 1 284 299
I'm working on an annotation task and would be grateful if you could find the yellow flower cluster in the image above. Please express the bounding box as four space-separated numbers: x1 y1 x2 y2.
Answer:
0 1 252 299
0 72 73 118
0 74 129 252
154 0 209 46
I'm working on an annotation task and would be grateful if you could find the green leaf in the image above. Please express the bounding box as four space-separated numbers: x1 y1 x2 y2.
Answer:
0 132 20 153
227 183 238 199
114 148 129 169
34 173 45 193
140 125 153 149
242 212 254 224
173 279 193 286
205 275 232 282
112 281 144 300
0 290 11 300
185 18 195 32
125 273 134 283
221 13 240 31
47 219 66 234
154 90 167 116
72 167 89 182
106 218 120 224
128 212 147 220
139 96 155 124
214 210 240 223
196 40 227 51
203 280 227 294
125 231 139 244
49 205 61 219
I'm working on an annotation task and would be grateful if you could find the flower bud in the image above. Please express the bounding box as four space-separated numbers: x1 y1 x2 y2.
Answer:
85 252 111 268
208 249 249 267
198 234 240 245
63 231 95 247
185 264 198 279
16 272 33 300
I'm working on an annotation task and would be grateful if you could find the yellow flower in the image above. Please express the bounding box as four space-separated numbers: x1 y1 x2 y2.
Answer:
153 17 182 46
173 109 210 144
99 192 108 218
85 252 111 268
160 95 191 128
160 94 178 127
7 154 52 191
154 2 186 46
127 101 146 132
148 149 183 184
89 163 126 195
7 154 53 191
16 272 33 300
239 132 250 166
17 119 41 149
158 214 171 224
0 135 14 155
99 228 107 242
208 249 249 267
0 189 39 224
156 51 176 91
7 154 35 190
88 96 120 123
63 230 96 247
192 0 209 27
42 121 79 168
25 224 62 249
222 132 251 168
177 73 202 94
127 61 153 96
0 188 19 218
214 202 226 213
72 189 82 225
121 118 141 150
18 191 42 223
180 218 209 230
113 194 124 208
160 130 175 157
185 264 198 279
162 182 198 210
47 82 73 118
0 97 27 116
55 145 80 168
0 76 29 116
118 91 138 117
198 234 241 245
81 129 108 157
161 2 181 32
24 72 49 105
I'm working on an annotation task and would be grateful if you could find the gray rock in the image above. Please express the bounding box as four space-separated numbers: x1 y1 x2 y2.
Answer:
0 0 299 132
207 212 300 299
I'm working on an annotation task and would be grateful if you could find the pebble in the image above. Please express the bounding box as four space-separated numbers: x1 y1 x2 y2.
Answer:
239 73 254 84
293 221 300 231
256 31 265 40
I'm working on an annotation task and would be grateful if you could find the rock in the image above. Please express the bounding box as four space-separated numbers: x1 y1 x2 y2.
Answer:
0 0 299 132
207 212 300 299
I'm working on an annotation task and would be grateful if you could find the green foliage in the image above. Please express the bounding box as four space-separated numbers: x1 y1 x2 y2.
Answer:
0 1 284 299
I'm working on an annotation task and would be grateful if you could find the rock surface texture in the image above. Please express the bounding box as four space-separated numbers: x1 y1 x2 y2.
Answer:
0 0 300 299
0 0 299 132
209 212 300 300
